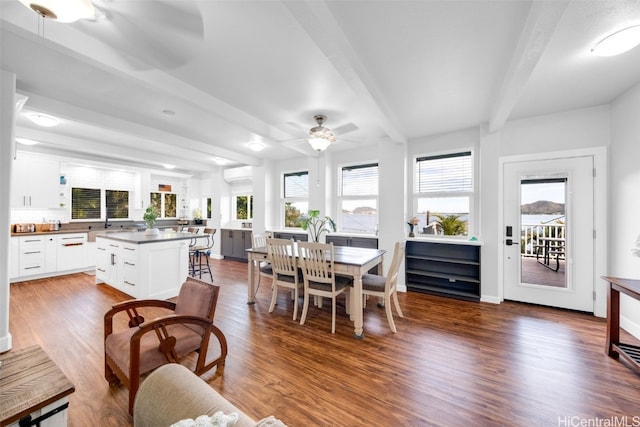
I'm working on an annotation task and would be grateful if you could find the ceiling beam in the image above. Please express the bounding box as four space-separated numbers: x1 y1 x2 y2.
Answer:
488 0 571 133
283 0 407 144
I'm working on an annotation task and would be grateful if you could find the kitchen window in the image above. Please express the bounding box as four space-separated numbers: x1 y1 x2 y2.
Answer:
338 163 378 233
71 187 130 220
282 171 308 228
234 195 253 220
150 192 177 218
413 151 473 236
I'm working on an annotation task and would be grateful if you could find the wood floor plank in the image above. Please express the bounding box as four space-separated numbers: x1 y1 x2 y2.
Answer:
6 260 640 426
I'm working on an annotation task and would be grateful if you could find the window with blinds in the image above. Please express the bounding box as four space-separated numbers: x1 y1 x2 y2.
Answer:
283 171 308 228
106 190 129 219
71 188 101 220
339 163 378 233
341 163 378 196
151 192 177 218
416 151 472 193
413 151 473 236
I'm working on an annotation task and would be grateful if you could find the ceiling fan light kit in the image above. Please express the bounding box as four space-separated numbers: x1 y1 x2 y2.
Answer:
308 114 336 152
18 0 95 23
592 24 640 57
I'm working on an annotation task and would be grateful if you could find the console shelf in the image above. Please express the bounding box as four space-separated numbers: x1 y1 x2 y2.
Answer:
405 239 482 301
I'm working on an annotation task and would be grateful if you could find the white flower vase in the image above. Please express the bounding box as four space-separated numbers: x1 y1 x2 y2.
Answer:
144 227 159 236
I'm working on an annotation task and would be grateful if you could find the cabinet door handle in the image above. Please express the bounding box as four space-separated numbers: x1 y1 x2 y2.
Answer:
24 265 41 270
124 262 135 266
111 253 116 266
97 247 106 251
97 268 106 273
29 196 31 206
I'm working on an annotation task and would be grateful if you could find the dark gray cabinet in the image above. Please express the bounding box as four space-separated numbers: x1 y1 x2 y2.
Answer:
327 235 378 249
221 229 253 261
405 240 481 301
273 232 308 242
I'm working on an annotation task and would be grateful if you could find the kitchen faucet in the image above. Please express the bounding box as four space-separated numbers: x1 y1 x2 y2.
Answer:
105 217 112 229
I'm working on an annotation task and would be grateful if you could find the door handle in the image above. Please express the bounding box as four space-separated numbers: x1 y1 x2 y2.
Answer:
505 239 514 246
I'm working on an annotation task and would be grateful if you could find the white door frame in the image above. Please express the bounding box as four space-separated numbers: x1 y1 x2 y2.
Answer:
498 147 608 317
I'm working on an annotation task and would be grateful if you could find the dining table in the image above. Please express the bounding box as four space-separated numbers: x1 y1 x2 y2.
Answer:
246 243 386 339
535 236 565 271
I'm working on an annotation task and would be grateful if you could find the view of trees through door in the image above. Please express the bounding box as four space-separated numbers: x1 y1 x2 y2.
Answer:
520 178 566 288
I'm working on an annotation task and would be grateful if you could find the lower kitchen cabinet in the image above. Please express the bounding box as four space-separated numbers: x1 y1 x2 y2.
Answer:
326 235 378 249
272 231 308 242
10 233 90 282
221 229 253 261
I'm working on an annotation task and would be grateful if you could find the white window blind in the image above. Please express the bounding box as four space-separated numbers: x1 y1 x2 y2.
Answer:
341 163 378 196
106 190 129 219
284 171 308 198
71 187 101 220
416 152 472 193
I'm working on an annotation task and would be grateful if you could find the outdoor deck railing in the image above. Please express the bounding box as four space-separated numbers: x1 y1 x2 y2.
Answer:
521 221 566 258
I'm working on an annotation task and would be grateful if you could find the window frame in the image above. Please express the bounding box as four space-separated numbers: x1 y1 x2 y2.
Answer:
150 191 178 219
337 162 379 234
233 194 254 221
281 170 309 229
412 150 475 237
71 187 131 221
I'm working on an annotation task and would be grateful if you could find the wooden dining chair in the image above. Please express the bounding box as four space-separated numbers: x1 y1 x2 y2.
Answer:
252 231 273 291
298 241 352 333
361 241 406 333
266 238 303 320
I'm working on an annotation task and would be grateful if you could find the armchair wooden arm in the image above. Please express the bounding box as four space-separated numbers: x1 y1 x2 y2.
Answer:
104 299 177 337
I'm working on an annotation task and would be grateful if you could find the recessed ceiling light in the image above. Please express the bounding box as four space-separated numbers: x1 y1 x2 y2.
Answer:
592 24 640 57
16 137 40 145
248 141 265 152
162 109 176 117
213 157 228 165
26 112 59 127
163 164 176 169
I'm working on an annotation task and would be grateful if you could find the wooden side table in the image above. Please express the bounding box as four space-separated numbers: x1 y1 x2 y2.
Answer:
0 345 75 427
602 276 640 372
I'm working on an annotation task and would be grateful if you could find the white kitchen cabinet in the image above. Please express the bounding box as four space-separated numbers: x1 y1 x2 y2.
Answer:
45 235 57 273
18 235 46 277
133 172 150 209
11 156 60 208
56 233 88 271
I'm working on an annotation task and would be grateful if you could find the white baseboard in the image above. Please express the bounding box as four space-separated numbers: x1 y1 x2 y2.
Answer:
0 333 12 353
480 295 501 304
621 315 640 341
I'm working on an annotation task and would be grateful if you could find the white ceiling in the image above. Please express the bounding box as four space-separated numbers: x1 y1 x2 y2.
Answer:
1 0 639 173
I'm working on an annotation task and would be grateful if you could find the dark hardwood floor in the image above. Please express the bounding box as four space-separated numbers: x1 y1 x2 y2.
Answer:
7 259 640 426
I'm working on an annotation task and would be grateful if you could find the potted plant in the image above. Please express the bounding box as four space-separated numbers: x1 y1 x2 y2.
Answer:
193 208 203 225
300 210 336 242
433 213 467 236
143 206 159 235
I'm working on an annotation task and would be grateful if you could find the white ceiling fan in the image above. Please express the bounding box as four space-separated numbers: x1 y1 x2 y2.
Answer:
279 114 360 155
18 0 204 70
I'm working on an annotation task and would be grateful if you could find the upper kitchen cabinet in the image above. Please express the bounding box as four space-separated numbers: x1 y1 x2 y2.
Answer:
133 172 151 210
11 156 60 209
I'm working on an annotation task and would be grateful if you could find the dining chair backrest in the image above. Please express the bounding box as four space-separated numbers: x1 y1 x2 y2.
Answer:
187 227 199 234
386 241 406 290
253 232 273 249
266 238 297 276
297 241 335 287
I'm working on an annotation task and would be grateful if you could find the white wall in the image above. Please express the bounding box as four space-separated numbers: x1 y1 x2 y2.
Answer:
0 70 16 352
610 81 640 338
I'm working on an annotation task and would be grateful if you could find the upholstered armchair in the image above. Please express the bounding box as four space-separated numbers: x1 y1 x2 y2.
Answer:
104 277 228 414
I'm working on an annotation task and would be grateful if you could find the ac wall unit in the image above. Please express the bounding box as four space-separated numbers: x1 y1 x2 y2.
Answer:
223 166 252 183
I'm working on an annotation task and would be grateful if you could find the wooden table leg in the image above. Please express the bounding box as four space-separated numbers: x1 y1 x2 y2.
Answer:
605 282 620 357
247 256 256 304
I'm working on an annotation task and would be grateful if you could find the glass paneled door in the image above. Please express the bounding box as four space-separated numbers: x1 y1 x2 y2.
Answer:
503 156 594 312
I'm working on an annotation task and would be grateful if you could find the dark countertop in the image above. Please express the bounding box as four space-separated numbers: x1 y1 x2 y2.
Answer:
94 230 195 245
11 229 90 237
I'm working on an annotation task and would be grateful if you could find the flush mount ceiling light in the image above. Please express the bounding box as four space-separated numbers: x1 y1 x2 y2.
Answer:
213 157 229 165
18 0 95 23
162 164 176 170
308 115 336 152
16 137 40 145
592 24 640 57
247 141 265 152
26 112 59 127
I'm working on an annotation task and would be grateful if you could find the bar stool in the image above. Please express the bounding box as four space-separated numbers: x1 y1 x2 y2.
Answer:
189 228 215 281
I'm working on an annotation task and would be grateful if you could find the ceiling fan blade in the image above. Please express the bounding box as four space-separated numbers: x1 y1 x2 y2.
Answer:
75 0 204 70
332 122 358 136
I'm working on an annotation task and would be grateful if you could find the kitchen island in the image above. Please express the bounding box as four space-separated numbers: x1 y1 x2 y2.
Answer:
95 230 193 299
